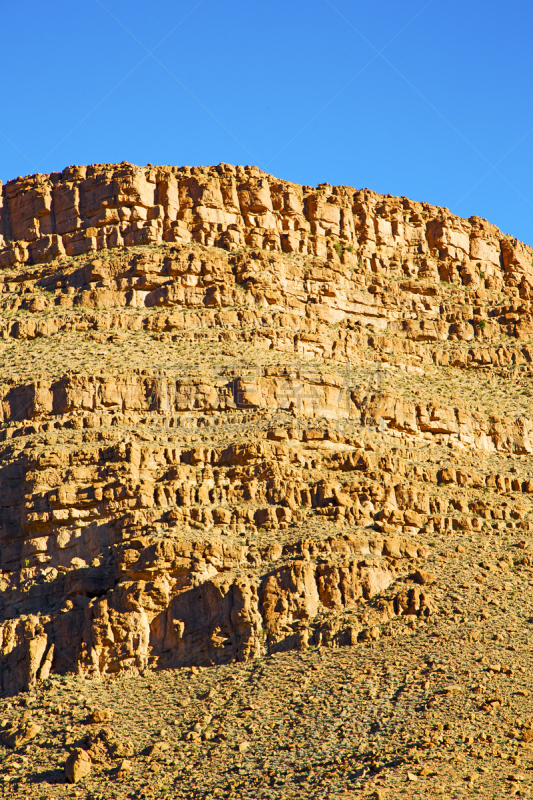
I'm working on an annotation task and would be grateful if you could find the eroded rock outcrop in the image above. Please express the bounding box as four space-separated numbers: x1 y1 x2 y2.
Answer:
1 162 532 297
1 163 532 695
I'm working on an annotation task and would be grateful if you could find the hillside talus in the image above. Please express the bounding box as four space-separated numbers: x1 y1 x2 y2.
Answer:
0 162 532 720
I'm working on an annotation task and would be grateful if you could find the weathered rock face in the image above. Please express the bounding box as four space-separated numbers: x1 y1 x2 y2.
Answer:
1 162 532 297
0 163 532 696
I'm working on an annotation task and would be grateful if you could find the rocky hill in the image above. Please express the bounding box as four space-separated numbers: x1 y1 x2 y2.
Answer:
0 162 532 799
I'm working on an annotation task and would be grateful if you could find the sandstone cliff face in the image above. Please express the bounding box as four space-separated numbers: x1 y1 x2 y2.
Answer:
0 163 532 696
1 162 532 300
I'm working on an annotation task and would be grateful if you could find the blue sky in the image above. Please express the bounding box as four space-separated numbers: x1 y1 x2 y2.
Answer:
1 0 532 244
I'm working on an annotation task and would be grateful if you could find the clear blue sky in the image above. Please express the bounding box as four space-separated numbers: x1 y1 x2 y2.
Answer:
1 0 532 244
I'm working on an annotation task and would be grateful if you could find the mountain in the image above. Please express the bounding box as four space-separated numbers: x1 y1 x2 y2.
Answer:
0 162 532 797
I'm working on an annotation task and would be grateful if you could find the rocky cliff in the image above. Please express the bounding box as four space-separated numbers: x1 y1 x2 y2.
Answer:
0 162 532 697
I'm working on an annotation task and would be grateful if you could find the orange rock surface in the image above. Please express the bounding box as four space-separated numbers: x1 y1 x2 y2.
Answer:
0 163 532 698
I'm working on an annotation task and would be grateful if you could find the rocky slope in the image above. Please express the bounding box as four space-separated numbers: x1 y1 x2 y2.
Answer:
0 162 532 797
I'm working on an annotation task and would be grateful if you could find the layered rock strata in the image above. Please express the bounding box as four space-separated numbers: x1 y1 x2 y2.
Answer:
0 163 532 696
1 162 532 300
